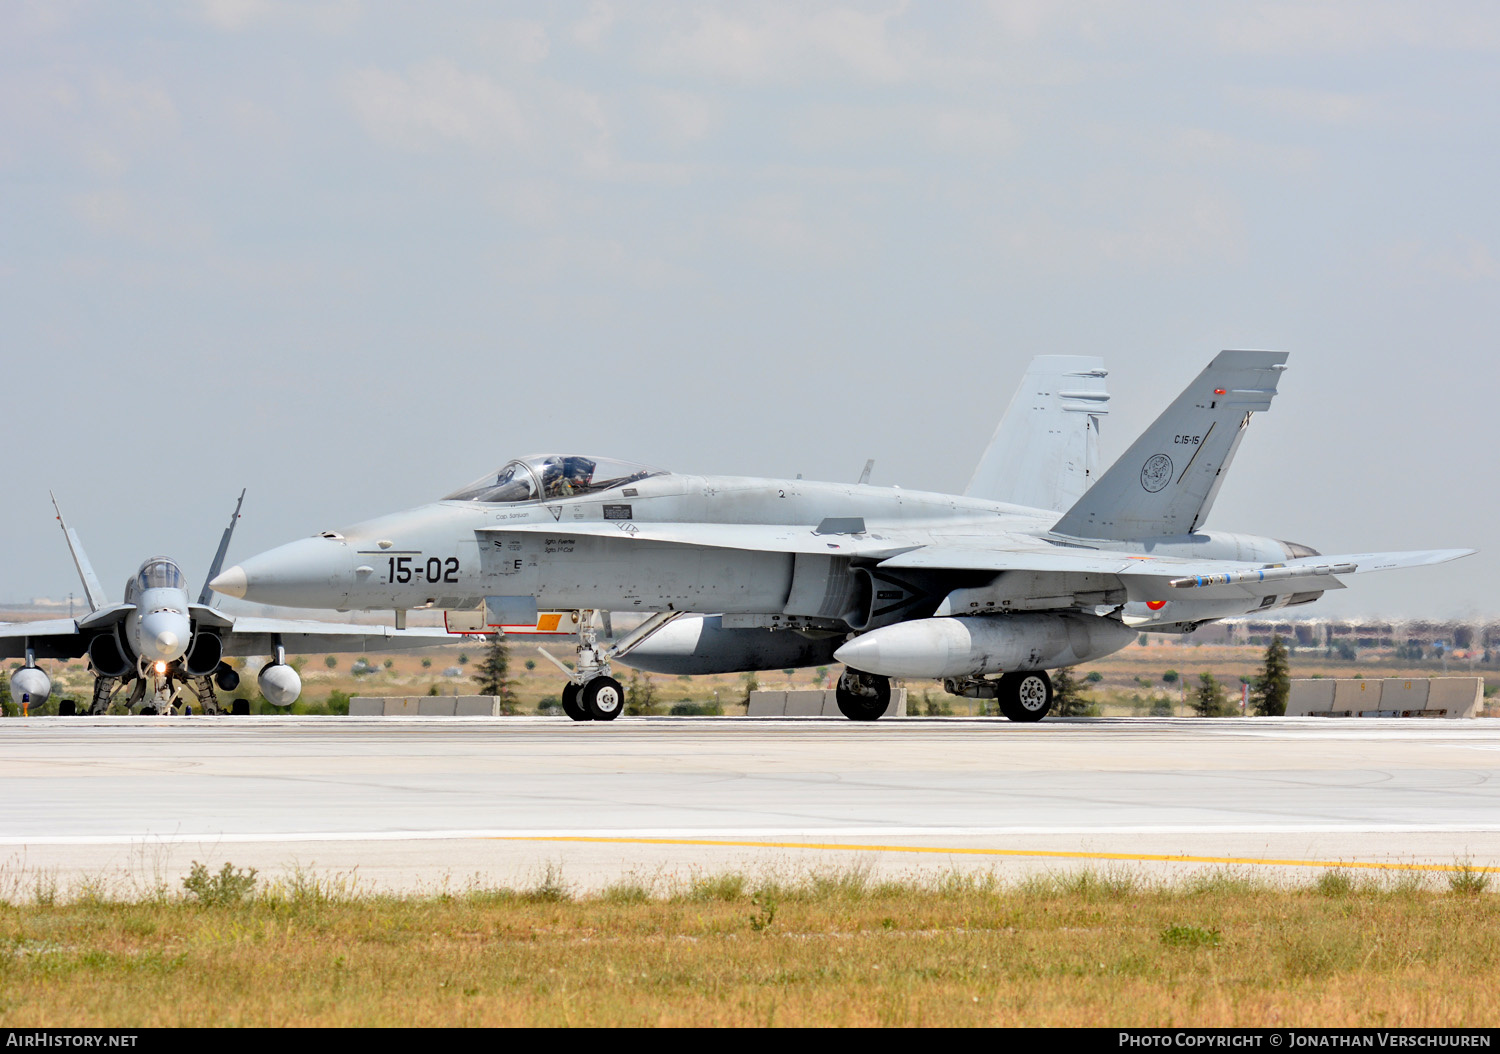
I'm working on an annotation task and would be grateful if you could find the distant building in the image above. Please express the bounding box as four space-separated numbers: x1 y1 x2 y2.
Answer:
1195 617 1496 659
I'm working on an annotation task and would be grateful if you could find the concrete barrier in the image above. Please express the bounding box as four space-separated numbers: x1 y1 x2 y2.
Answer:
454 696 503 716
1379 678 1430 715
1288 680 1336 714
784 691 824 717
748 688 906 718
349 696 504 716
1333 678 1382 712
1427 678 1483 719
1286 677 1480 718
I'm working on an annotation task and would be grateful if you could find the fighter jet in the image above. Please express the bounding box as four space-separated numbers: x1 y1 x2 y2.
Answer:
211 352 1473 723
2 493 453 715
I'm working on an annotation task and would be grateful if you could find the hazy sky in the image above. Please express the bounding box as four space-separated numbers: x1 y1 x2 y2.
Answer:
3 1 1495 619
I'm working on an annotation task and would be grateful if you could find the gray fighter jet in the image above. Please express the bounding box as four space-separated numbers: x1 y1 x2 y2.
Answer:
212 352 1473 723
2 493 452 715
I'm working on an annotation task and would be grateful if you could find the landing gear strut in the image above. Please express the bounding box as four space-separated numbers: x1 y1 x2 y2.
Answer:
835 669 891 721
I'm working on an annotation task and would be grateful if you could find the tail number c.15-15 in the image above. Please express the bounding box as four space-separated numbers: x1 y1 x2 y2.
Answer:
388 555 460 584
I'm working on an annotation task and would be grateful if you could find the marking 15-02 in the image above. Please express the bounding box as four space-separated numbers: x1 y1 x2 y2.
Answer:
386 555 459 584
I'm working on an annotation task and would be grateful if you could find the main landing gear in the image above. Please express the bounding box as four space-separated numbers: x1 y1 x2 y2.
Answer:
995 670 1052 722
541 611 682 723
942 669 1054 722
835 669 892 721
86 659 240 716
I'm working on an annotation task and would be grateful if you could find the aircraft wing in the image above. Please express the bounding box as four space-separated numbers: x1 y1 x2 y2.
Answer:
880 545 1475 601
0 609 455 663
0 618 88 660
0 601 135 658
217 616 458 657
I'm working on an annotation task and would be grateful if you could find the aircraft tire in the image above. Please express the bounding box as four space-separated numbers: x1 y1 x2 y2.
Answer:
561 682 591 722
997 670 1052 722
58 700 76 716
581 677 625 721
231 699 250 716
835 671 891 721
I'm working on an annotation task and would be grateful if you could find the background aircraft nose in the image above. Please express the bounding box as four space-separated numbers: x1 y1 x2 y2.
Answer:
138 610 190 662
211 535 354 608
210 565 247 598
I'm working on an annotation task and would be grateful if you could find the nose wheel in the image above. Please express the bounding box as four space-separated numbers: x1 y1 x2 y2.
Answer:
561 682 589 721
580 677 624 721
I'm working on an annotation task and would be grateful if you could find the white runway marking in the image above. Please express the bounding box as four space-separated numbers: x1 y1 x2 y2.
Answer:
4 822 1500 847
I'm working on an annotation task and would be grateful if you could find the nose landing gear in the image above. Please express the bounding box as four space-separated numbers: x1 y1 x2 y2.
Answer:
539 610 683 723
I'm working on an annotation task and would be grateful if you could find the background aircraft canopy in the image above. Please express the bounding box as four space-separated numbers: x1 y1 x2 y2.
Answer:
136 557 184 590
444 455 667 503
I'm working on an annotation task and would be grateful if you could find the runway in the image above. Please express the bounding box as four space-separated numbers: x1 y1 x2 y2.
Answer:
3 715 1498 894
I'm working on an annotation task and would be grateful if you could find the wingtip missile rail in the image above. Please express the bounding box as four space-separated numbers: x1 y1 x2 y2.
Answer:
1168 562 1358 590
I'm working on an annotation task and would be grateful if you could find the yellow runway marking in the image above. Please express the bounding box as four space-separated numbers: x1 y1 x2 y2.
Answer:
490 836 1500 874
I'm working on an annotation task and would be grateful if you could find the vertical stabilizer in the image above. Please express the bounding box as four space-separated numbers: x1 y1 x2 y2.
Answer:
1050 350 1288 540
49 493 107 613
965 355 1109 511
199 489 246 604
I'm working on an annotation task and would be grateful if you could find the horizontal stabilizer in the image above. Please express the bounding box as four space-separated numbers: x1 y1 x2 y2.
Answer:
966 355 1109 511
1051 351 1287 540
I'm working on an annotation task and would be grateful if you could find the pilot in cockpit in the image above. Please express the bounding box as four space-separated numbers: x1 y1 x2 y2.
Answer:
541 456 597 498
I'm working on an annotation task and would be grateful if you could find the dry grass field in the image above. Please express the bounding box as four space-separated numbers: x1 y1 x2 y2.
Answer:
1 864 1496 1027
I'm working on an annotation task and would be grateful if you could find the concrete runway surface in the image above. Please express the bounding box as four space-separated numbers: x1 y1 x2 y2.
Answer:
2 716 1498 894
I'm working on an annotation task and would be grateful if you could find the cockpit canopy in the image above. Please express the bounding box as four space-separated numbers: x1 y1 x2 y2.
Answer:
136 557 184 591
444 455 667 504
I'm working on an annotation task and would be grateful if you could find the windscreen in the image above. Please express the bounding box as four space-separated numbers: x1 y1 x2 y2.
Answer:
137 558 184 591
444 455 666 503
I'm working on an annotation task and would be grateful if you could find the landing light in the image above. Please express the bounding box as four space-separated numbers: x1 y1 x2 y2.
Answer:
154 661 167 675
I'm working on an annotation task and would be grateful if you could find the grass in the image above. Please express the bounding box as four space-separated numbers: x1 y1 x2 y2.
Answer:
0 864 1496 1026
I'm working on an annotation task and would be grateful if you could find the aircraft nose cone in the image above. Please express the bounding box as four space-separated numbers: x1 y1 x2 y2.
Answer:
221 535 354 608
209 565 247 599
139 611 190 662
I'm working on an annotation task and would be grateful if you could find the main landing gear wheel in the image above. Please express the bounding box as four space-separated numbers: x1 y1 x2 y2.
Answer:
835 671 891 721
997 670 1052 722
561 682 591 722
581 676 625 721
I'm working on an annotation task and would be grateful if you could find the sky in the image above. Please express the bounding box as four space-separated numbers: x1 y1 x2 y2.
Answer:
2 1 1496 620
